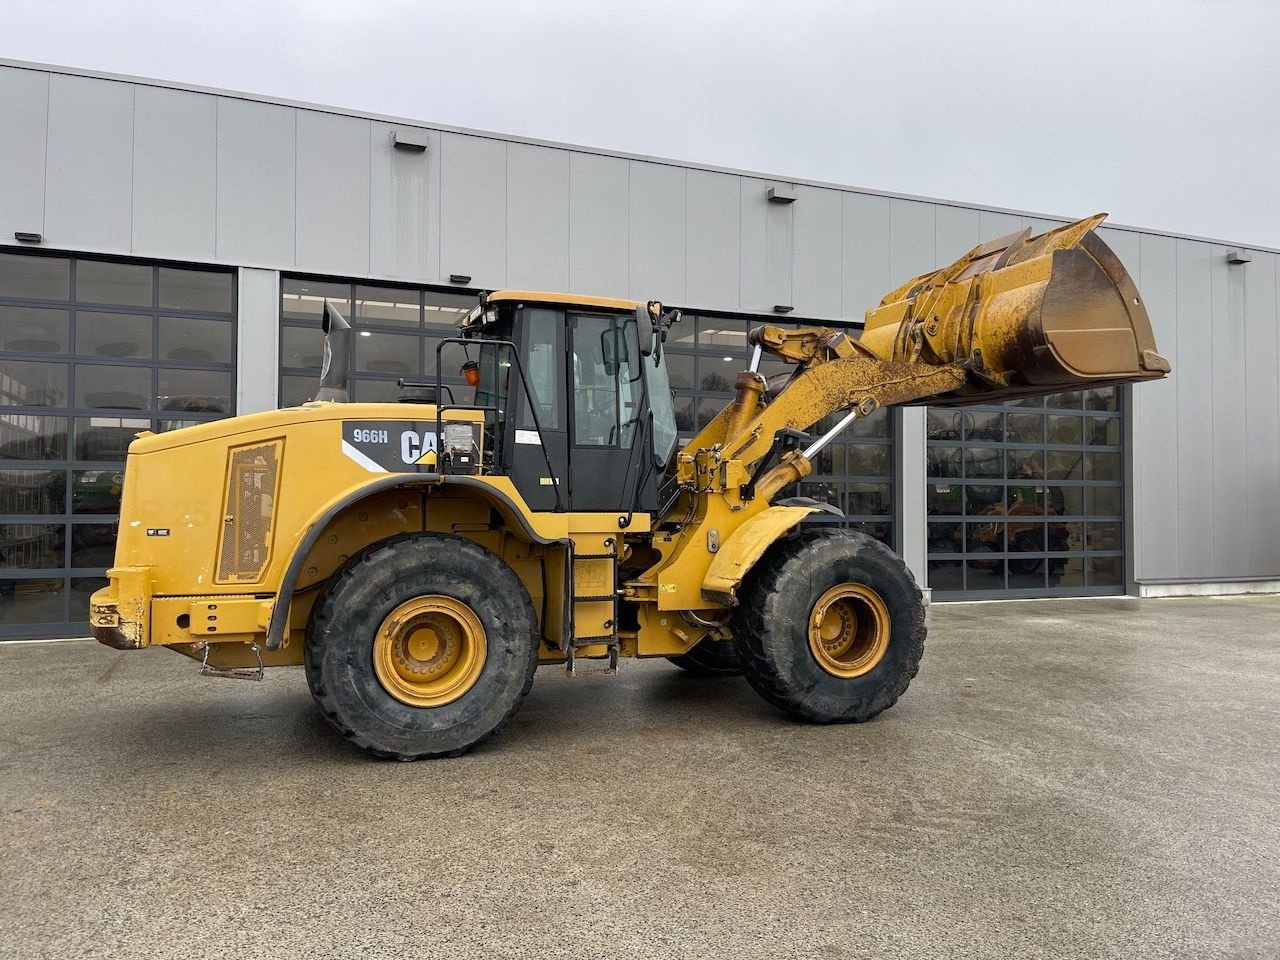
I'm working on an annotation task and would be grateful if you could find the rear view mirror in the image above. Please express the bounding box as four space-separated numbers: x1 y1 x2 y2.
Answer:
636 305 657 358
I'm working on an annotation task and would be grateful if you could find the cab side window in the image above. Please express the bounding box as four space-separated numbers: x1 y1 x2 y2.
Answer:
519 308 562 430
572 314 640 447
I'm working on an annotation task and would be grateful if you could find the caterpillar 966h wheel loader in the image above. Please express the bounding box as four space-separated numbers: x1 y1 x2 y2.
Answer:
91 213 1169 759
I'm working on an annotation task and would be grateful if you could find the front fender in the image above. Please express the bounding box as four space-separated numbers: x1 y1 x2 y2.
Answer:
700 505 815 606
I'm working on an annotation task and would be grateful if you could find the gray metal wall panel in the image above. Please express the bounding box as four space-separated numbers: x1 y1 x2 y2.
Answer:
439 133 506 287
841 193 891 320
237 267 279 413
1210 247 1249 577
568 152 628 296
44 74 133 252
295 111 371 277
1025 216 1066 236
792 185 843 319
628 161 685 303
896 407 928 586
739 177 770 312
1098 227 1139 273
978 210 1024 241
0 67 48 238
215 98 295 267
369 122 434 282
1174 239 1216 578
934 205 980 265
1132 233 1180 580
131 86 216 261
684 169 740 310
740 177 795 312
766 191 793 311
1242 252 1280 575
889 199 936 283
506 143 569 291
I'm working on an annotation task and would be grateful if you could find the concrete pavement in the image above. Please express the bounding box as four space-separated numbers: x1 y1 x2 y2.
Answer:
1 595 1277 959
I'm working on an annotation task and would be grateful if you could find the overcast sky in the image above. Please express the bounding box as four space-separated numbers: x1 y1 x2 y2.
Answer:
3 0 1277 248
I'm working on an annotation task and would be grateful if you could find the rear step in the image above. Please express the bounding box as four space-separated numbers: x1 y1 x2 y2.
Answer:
197 641 264 681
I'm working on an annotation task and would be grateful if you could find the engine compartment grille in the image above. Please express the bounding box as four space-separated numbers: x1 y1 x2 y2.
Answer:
216 440 283 583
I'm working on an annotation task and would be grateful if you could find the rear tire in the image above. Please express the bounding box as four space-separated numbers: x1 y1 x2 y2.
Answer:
667 637 741 676
305 533 538 759
731 529 925 723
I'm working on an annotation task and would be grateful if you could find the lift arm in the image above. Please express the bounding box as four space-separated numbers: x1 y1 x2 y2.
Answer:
670 213 1169 512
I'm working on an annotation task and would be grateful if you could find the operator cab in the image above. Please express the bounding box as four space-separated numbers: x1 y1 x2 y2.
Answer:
449 291 679 513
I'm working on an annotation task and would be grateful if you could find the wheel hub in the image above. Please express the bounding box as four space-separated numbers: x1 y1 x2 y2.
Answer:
807 583 890 678
373 595 486 707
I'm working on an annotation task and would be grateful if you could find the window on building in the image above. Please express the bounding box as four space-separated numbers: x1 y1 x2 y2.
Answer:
925 388 1125 598
279 278 473 407
0 252 236 637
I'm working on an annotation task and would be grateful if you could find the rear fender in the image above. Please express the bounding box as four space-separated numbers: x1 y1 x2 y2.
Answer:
265 475 560 650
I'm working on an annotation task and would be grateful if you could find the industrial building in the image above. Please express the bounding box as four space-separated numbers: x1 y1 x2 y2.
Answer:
1 58 1277 639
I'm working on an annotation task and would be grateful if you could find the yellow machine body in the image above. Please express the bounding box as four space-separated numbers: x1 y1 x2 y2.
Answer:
90 215 1168 687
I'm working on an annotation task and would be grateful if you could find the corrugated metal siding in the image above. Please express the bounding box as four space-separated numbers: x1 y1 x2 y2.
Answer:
295 110 371 277
132 86 217 260
439 133 506 287
0 67 48 237
1243 254 1280 575
1132 234 1180 578
215 97 296 266
506 143 569 291
568 152 628 296
1128 239 1280 583
369 121 433 282
44 73 133 251
628 160 685 304
684 168 740 308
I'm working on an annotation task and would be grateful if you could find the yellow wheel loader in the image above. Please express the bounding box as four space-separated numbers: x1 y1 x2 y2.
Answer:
91 214 1168 759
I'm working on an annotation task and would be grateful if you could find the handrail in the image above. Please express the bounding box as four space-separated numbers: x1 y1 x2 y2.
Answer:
433 336 564 512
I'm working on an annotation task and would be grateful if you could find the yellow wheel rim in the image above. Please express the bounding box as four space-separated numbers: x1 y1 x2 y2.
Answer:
807 583 891 678
372 595 486 707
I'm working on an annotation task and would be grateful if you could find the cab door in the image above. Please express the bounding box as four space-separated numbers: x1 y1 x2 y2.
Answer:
568 313 644 512
504 306 568 511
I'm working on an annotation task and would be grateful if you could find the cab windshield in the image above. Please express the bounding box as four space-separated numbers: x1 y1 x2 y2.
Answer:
645 351 678 466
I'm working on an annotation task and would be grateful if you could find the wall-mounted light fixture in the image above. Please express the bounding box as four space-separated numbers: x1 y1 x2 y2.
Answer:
767 185 797 204
449 274 472 285
1227 249 1251 265
13 231 42 244
392 130 429 152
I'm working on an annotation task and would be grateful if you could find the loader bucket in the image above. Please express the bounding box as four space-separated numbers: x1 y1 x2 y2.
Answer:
859 214 1170 404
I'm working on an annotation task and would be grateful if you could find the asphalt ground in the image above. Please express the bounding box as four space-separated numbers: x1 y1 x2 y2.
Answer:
1 595 1277 960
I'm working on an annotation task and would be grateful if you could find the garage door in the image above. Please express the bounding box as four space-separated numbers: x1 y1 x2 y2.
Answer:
0 250 236 638
926 387 1125 598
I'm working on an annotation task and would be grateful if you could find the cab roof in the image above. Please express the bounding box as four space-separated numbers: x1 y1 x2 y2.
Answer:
484 290 642 312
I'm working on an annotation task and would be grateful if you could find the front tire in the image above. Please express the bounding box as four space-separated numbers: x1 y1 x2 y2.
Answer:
731 529 925 723
305 533 539 759
667 637 741 676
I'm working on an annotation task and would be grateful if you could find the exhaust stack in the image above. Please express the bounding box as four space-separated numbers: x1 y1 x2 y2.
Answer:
314 300 351 403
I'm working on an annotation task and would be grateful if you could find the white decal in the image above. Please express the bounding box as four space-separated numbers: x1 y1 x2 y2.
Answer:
341 439 388 473
514 429 541 445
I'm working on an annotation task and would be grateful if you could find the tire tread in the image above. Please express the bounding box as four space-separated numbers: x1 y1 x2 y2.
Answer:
731 528 925 723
